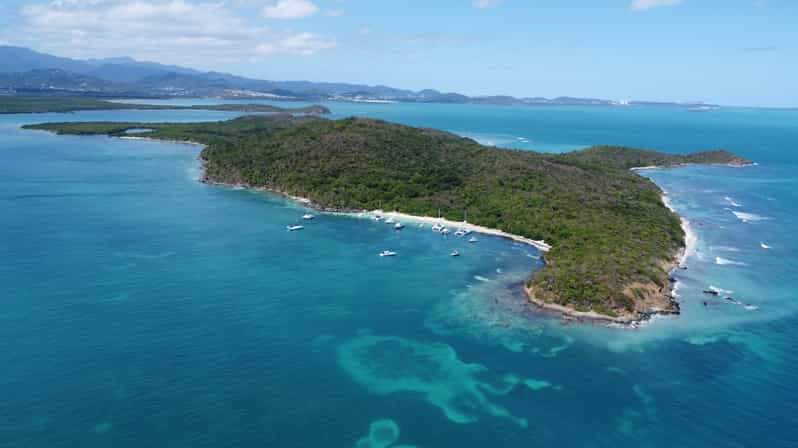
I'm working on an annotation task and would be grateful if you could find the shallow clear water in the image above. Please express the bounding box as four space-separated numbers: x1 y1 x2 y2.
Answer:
1 103 796 447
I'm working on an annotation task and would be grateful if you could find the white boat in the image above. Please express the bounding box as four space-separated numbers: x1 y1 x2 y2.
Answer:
431 209 444 232
286 225 304 231
302 213 315 220
394 222 404 230
454 228 470 237
441 228 451 235
468 236 478 243
373 215 383 222
379 250 397 257
385 217 395 224
418 223 424 228
450 250 460 257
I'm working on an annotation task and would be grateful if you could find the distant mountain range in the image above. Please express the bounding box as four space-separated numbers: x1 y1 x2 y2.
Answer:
0 46 719 109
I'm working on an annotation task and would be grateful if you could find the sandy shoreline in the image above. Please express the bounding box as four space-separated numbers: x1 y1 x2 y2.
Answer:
357 210 552 252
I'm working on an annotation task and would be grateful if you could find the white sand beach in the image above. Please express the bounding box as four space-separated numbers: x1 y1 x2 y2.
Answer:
360 210 551 252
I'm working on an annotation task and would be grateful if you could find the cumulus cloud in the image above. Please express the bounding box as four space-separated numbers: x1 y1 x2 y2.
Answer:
7 0 335 65
472 0 502 8
262 0 319 19
630 0 684 11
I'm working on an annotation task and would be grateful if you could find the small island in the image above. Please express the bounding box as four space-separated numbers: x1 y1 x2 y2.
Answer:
24 115 750 323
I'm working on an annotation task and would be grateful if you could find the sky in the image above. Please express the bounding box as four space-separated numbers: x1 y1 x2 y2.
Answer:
0 0 796 107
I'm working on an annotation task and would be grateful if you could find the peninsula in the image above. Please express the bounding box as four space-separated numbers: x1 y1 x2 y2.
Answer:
0 95 329 115
24 115 750 323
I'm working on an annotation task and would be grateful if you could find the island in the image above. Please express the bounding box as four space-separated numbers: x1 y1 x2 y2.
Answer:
24 115 751 323
0 95 330 115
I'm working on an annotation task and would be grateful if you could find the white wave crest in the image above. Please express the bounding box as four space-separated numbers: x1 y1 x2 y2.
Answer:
732 211 771 223
711 245 740 252
715 257 748 266
724 196 742 207
708 285 733 295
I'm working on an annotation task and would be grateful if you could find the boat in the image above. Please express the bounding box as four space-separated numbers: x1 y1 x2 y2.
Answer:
379 250 397 257
468 237 478 243
418 223 425 228
394 222 404 230
302 213 315 220
385 217 395 224
286 225 304 231
450 250 460 257
373 215 383 222
431 209 444 232
454 228 471 237
441 228 450 235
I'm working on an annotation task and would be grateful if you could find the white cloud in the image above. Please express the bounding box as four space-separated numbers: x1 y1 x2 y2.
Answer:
262 0 318 19
6 0 335 65
256 32 336 56
630 0 684 11
472 0 502 8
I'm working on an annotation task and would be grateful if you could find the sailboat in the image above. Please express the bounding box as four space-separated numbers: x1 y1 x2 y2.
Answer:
455 209 470 236
431 208 444 232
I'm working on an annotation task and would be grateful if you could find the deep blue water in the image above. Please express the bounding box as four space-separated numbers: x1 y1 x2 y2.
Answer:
1 102 796 447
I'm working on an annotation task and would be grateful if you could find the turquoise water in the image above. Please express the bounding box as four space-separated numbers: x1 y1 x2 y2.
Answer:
1 103 796 447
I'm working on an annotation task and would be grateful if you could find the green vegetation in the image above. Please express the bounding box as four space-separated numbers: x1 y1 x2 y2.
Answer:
24 116 749 320
0 95 329 115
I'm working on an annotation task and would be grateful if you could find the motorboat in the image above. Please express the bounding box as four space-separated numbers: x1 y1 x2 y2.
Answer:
441 228 451 235
373 215 383 222
450 250 460 257
431 223 444 232
379 250 397 257
394 222 404 230
286 225 304 231
468 237 478 243
302 213 315 220
384 217 395 224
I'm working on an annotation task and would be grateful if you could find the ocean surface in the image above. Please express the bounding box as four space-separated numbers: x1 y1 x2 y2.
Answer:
1 102 796 447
